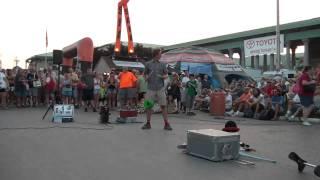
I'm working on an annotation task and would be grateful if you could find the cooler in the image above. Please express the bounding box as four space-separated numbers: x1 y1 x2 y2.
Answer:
186 129 240 162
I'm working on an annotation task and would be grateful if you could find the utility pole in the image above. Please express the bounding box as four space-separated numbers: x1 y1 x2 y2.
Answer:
0 53 2 69
14 56 19 67
276 0 281 70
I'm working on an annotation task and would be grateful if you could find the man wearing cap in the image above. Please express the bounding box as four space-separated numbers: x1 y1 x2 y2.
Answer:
142 49 172 130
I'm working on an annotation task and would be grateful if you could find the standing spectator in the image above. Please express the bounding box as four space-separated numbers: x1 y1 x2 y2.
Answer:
70 68 80 108
15 69 27 107
298 66 317 126
131 69 139 107
196 75 202 96
137 70 147 104
99 73 108 106
76 71 84 108
314 65 320 108
180 72 189 113
316 64 320 83
167 73 180 113
27 67 40 107
38 69 46 105
118 67 137 109
61 73 73 104
93 72 101 110
141 49 172 130
44 69 56 105
0 69 9 109
201 75 211 90
185 74 197 115
81 69 95 112
181 71 190 85
6 69 15 106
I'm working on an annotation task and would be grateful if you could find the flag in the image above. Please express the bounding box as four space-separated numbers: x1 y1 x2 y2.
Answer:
46 29 48 48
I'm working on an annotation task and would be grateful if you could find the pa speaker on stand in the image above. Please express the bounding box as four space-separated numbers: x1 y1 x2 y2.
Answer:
53 50 63 65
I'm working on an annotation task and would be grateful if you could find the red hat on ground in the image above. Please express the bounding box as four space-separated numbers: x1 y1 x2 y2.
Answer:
222 120 240 132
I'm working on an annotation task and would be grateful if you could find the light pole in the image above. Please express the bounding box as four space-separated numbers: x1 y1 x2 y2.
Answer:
14 56 19 67
276 0 281 70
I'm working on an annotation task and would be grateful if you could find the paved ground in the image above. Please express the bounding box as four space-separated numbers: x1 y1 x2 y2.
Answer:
0 107 319 180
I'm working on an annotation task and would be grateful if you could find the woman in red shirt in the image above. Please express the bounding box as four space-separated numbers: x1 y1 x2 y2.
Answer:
299 66 316 126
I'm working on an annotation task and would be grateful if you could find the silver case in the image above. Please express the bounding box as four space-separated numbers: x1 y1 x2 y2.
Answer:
187 129 240 162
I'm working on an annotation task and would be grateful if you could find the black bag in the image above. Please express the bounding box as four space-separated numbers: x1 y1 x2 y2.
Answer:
243 107 254 118
258 108 275 120
303 84 316 93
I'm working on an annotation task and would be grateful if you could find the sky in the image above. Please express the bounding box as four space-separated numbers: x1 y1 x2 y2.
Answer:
0 0 319 68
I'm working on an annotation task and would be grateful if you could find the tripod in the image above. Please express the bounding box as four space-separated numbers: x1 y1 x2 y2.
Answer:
41 92 62 120
42 64 63 121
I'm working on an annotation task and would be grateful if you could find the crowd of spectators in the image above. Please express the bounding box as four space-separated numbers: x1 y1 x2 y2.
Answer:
1 63 320 126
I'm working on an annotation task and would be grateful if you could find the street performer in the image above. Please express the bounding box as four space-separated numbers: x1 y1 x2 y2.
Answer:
141 49 172 130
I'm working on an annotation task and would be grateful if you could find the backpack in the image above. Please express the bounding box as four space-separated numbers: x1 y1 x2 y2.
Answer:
258 108 275 120
243 107 254 118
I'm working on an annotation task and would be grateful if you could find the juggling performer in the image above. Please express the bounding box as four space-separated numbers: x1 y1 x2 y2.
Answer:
141 49 172 130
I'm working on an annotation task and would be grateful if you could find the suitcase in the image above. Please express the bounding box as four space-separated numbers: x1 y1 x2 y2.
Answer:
186 129 240 162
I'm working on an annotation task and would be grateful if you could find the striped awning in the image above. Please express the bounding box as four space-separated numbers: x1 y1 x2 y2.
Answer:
160 46 234 64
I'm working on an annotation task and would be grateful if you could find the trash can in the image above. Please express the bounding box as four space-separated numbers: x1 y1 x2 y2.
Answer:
210 92 225 116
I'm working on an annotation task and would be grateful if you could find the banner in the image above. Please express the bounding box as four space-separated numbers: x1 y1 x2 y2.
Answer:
244 35 284 57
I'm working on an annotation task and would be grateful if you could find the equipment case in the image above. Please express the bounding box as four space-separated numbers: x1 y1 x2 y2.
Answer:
187 129 240 162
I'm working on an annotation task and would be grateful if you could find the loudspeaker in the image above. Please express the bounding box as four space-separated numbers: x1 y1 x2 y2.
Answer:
53 50 63 65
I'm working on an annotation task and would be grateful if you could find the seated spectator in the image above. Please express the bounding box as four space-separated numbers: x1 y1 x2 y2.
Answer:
247 88 265 118
230 83 243 100
194 88 211 111
225 89 233 112
271 82 284 120
230 87 252 116
287 94 303 121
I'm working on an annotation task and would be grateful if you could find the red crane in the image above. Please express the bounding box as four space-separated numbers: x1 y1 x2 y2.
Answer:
114 0 134 55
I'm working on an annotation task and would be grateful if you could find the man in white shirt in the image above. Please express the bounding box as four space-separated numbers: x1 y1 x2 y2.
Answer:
225 90 233 112
0 69 9 109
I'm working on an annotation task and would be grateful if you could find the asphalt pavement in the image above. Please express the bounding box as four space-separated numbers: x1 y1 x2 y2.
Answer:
0 107 319 180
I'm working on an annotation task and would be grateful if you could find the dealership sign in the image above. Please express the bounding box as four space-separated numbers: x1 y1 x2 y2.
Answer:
216 64 243 72
244 35 284 57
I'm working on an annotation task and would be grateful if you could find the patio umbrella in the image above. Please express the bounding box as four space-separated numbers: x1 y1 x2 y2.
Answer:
160 46 234 64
